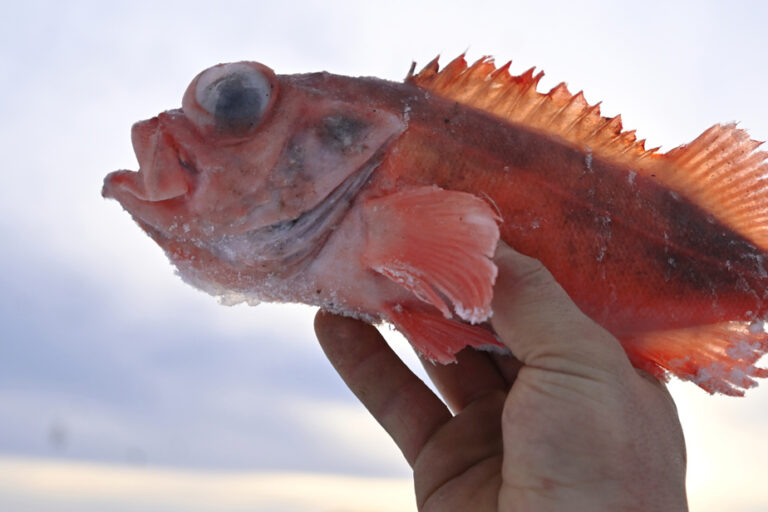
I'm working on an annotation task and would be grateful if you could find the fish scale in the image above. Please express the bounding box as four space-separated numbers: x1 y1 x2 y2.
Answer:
103 56 768 395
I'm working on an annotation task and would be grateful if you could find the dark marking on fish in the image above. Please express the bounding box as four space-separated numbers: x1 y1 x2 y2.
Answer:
178 157 198 175
317 114 369 154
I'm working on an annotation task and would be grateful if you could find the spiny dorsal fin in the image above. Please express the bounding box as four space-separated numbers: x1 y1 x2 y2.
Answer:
407 55 768 251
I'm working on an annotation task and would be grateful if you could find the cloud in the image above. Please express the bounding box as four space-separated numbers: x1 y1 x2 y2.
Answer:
0 456 415 512
669 381 768 512
0 233 410 476
0 1 767 510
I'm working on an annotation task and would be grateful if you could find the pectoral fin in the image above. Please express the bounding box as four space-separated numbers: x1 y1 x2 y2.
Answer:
362 186 501 323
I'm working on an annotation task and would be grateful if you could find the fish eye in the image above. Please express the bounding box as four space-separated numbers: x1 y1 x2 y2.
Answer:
183 62 277 136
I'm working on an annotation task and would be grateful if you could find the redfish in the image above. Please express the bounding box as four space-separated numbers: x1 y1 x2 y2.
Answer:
102 56 768 396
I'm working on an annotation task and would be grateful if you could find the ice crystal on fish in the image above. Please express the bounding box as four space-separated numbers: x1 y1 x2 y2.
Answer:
748 320 765 334
454 303 491 325
726 338 762 359
102 55 768 395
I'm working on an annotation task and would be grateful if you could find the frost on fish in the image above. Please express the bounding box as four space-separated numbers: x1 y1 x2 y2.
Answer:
622 318 768 396
103 56 768 395
409 55 768 393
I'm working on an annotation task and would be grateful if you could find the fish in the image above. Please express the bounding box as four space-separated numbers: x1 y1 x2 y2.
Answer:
102 55 768 396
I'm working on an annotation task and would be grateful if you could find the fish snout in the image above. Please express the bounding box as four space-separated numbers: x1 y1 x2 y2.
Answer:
103 117 190 203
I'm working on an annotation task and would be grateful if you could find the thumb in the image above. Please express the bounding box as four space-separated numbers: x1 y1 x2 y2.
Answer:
490 242 631 377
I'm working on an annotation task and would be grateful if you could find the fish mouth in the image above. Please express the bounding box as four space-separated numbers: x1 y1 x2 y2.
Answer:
102 165 193 246
102 115 196 239
205 147 385 275
103 116 191 204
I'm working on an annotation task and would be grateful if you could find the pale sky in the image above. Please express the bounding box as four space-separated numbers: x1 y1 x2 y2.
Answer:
1 0 768 510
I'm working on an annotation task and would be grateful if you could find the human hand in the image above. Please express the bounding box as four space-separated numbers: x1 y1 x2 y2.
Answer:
314 243 687 511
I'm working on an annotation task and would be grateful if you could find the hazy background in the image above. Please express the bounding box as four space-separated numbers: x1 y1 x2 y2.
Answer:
1 0 767 510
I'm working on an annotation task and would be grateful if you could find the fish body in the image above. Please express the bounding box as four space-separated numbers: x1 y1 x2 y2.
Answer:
103 57 768 395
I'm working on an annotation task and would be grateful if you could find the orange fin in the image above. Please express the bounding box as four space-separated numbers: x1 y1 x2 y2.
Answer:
408 56 768 250
362 186 500 323
406 55 659 164
654 124 768 250
621 321 768 396
387 304 505 363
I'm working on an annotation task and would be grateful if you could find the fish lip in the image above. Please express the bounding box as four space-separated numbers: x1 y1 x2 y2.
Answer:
102 167 193 245
102 169 139 201
101 168 172 205
102 122 197 227
101 171 120 199
103 115 192 205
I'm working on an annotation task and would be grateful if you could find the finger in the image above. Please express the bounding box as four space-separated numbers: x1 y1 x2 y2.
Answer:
314 310 451 467
490 352 524 384
419 347 508 414
491 242 631 376
412 391 506 510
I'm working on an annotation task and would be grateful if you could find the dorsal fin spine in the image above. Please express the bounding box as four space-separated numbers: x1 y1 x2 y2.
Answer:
616 129 637 147
466 61 500 104
523 93 551 123
492 61 512 79
586 115 622 147
454 59 481 92
572 102 603 140
558 91 589 135
545 84 575 130
516 69 542 111
618 137 642 156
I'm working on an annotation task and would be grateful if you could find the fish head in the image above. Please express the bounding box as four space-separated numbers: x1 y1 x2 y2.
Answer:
103 61 406 295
